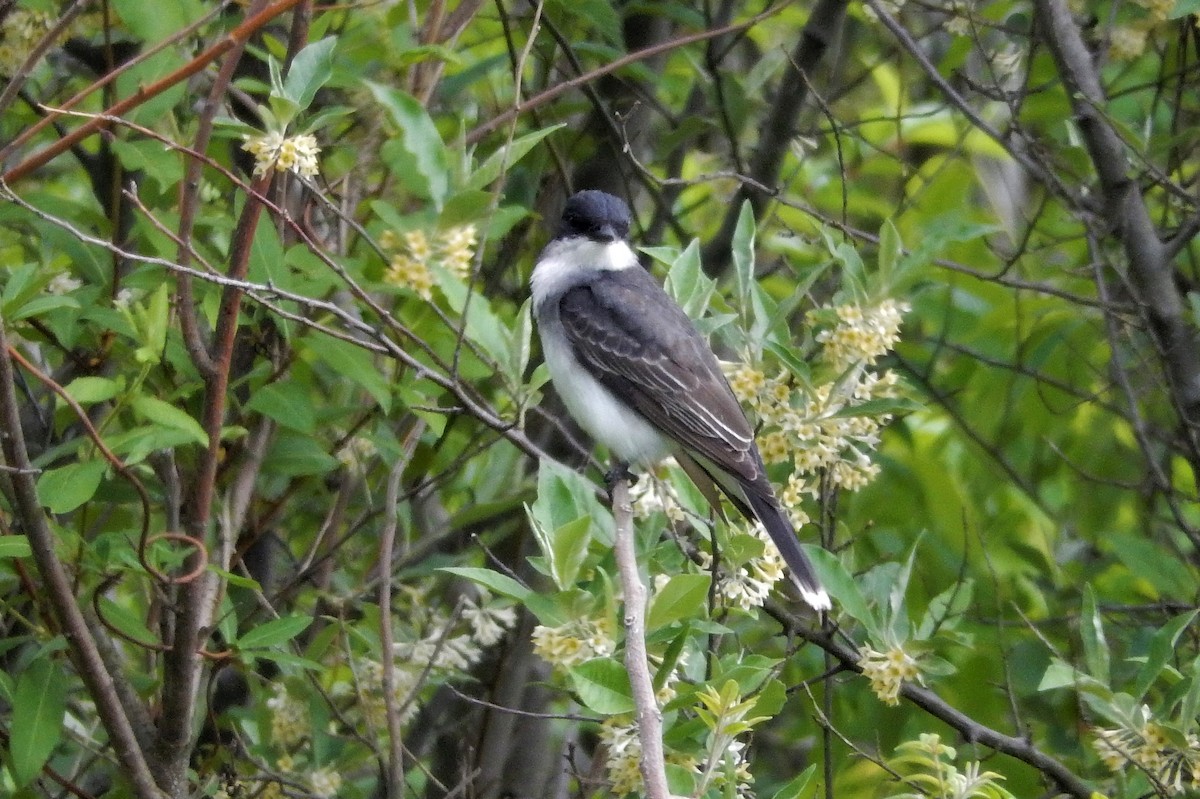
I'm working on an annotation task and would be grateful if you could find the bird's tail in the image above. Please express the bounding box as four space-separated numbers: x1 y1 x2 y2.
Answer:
743 489 831 611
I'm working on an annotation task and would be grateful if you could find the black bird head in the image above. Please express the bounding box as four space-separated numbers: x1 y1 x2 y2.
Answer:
556 190 632 243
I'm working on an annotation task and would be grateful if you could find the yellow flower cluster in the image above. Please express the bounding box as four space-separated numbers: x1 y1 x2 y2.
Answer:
944 0 971 35
813 299 908 370
697 522 787 611
266 683 309 747
598 716 643 795
1109 26 1148 60
380 225 479 299
728 355 902 497
0 9 54 75
858 643 922 706
354 658 422 729
1108 0 1176 62
1094 717 1200 795
241 131 321 178
308 768 343 799
628 458 687 522
531 616 615 669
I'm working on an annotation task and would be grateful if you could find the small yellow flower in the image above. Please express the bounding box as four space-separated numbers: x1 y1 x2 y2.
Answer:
858 643 921 706
531 617 614 669
404 230 432 261
385 254 434 299
242 131 321 178
1109 25 1148 60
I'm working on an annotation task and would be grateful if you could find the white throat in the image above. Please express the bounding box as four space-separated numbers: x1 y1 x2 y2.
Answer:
531 237 638 305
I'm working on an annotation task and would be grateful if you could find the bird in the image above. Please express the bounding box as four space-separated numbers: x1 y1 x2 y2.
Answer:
530 189 830 611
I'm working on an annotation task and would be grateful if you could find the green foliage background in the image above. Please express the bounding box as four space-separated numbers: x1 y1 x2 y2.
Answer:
0 0 1197 798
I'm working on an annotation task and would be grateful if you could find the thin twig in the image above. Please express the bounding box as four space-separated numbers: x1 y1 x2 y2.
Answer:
379 421 425 799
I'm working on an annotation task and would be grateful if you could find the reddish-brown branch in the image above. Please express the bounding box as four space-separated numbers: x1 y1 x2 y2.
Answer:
155 171 274 792
1 0 306 184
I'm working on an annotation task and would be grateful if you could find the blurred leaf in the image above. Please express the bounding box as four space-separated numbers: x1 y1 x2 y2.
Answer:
467 123 565 190
284 37 337 111
366 81 449 208
0 535 31 559
647 574 710 629
10 656 66 788
771 764 819 799
1131 610 1199 702
36 461 106 514
440 567 532 602
238 615 313 650
64 376 121 405
97 597 158 647
569 658 634 714
731 201 756 325
302 334 392 412
1080 585 1110 685
803 544 882 641
130 395 208 446
245 381 316 434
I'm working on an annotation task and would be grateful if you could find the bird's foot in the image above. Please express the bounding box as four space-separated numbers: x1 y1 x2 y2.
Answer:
604 462 638 500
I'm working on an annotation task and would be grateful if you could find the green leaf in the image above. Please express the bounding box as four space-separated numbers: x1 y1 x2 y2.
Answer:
530 515 592 591
0 535 31 559
506 298 534 389
1080 586 1110 685
237 615 313 650
802 545 882 641
244 381 316 434
302 334 392 412
36 461 107 514
439 567 532 602
110 0 204 44
731 200 756 323
283 37 336 111
263 430 340 477
1181 656 1200 735
647 573 710 629
132 283 170 364
467 123 565 190
665 239 714 319
1131 610 1199 701
366 81 449 208
64 376 121 405
1037 658 1112 700
878 218 901 287
10 656 67 788
771 764 819 799
97 597 158 647
569 658 635 714
130 395 208 446
916 578 973 639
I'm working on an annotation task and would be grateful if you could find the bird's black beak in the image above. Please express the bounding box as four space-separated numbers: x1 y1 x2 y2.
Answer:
596 223 619 242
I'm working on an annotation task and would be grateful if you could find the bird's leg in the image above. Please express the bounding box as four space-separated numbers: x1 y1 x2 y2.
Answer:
604 461 638 500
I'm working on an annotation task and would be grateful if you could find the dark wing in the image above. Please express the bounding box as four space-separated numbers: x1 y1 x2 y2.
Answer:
557 267 763 483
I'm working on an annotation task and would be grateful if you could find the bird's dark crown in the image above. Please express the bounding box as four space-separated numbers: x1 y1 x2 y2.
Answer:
556 190 631 243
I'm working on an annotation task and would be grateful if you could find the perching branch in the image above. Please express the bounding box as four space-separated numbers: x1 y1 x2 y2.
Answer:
610 473 670 799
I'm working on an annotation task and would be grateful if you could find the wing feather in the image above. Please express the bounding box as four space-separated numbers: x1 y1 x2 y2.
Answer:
557 268 762 482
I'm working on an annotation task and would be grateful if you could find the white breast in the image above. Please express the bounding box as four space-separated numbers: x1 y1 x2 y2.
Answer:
532 237 669 465
539 328 671 466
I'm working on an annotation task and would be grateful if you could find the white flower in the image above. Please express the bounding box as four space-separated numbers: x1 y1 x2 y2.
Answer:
47 273 82 295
